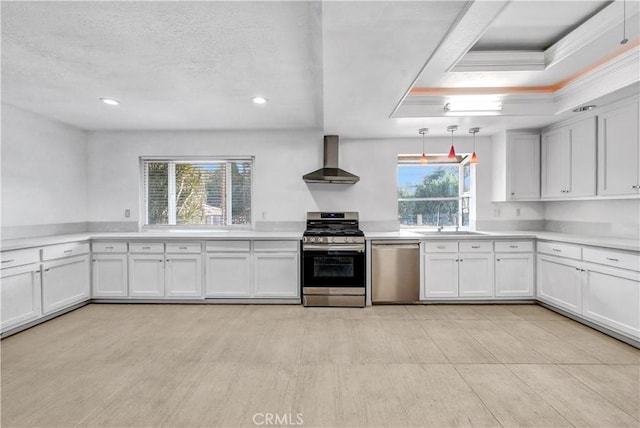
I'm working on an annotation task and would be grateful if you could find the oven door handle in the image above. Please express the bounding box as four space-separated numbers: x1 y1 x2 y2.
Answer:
303 244 365 252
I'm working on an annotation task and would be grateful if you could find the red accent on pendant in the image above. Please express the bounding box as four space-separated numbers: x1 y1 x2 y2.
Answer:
448 145 457 159
421 153 427 164
471 152 478 164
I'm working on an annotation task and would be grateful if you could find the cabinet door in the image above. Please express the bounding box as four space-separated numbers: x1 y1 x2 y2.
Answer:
42 255 90 314
508 133 540 200
537 255 582 314
128 255 165 297
166 255 202 298
92 254 128 297
458 253 494 297
253 253 299 298
495 253 534 297
583 264 640 339
424 254 458 298
541 128 568 198
205 253 251 297
567 117 597 197
1 264 42 332
598 100 640 196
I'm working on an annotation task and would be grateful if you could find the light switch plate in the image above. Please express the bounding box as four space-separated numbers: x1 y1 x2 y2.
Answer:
125 209 131 218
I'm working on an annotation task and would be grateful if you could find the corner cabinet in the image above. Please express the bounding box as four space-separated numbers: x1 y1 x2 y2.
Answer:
597 97 640 196
41 242 91 315
1 262 42 332
494 241 534 298
492 131 540 201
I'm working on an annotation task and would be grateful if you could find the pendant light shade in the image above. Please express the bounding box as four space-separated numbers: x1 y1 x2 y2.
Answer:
447 125 458 159
469 127 480 164
419 128 428 164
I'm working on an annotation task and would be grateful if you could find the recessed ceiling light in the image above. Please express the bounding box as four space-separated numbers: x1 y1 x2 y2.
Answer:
252 96 268 105
573 105 596 112
99 97 120 106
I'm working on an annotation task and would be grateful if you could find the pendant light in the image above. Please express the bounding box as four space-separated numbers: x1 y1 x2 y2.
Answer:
447 125 458 159
419 128 428 164
621 0 629 44
469 127 479 164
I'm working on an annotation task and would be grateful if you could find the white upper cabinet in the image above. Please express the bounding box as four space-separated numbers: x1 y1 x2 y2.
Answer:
492 131 540 201
542 117 597 198
597 98 640 196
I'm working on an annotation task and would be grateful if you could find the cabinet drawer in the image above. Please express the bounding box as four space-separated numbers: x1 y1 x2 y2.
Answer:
495 241 534 253
129 243 164 254
583 247 640 272
253 240 299 252
424 241 458 253
92 242 128 253
166 242 202 254
42 242 90 261
537 241 581 260
1 248 40 269
459 241 493 253
206 240 251 252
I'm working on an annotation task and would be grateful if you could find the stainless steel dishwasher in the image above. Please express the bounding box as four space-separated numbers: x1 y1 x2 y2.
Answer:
371 240 420 303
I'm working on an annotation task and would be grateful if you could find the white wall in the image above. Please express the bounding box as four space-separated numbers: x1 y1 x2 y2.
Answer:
545 199 640 238
86 131 494 230
1 104 88 229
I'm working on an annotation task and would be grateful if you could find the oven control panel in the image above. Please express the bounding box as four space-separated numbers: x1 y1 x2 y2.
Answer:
303 236 365 244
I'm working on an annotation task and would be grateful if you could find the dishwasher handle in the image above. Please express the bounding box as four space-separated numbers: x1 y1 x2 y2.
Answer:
373 244 420 250
371 240 420 247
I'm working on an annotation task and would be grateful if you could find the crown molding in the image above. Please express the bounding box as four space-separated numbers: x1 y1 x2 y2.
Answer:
545 0 640 69
451 50 546 72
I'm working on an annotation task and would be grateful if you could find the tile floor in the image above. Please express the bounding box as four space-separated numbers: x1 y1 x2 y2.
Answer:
1 303 638 427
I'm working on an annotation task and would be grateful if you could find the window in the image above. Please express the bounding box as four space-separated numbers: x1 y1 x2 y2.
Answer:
142 158 252 227
397 155 472 228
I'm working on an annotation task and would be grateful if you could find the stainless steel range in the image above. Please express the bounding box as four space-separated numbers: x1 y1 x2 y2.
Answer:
301 212 366 307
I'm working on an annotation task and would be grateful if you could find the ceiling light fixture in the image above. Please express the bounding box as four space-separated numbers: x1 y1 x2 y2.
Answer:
621 0 629 44
469 127 480 164
444 101 502 112
252 96 269 105
99 97 120 106
447 125 458 159
573 105 596 113
418 128 428 164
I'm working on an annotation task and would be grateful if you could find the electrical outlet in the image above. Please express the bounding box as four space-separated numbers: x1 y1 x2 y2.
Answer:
516 208 521 217
125 209 131 218
262 211 267 220
493 208 500 217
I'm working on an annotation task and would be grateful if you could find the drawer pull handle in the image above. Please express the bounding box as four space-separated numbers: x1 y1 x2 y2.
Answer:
552 248 561 252
105 246 114 250
64 250 73 254
606 257 619 262
179 246 188 250
509 245 518 248
1 259 15 263
142 246 151 250
437 245 445 249
496 259 501 262
471 246 480 249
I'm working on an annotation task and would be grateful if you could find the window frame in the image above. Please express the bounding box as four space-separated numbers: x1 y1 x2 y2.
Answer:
397 155 473 229
139 156 254 230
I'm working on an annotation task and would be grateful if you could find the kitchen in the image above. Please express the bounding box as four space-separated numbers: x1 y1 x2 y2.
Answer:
1 1 639 427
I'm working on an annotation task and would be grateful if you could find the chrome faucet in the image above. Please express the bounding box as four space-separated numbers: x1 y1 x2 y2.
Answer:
436 201 445 232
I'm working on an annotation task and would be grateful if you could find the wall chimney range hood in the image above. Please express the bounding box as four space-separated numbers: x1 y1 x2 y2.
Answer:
303 135 360 184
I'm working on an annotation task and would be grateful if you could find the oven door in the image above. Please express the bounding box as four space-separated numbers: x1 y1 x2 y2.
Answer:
302 246 365 288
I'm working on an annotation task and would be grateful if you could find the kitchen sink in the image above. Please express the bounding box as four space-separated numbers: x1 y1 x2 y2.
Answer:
415 230 489 236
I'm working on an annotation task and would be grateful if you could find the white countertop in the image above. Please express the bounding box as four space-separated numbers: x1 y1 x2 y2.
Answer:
2 229 638 252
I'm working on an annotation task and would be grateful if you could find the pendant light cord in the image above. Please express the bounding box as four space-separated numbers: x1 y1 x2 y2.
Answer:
622 0 628 44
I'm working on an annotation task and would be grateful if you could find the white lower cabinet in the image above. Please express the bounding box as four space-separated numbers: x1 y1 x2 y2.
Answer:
1 263 42 332
165 254 202 298
205 240 299 299
92 254 128 297
42 255 90 314
424 253 459 298
206 253 252 297
253 253 299 297
537 254 583 314
458 253 494 297
582 263 640 339
495 253 534 297
129 254 165 297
